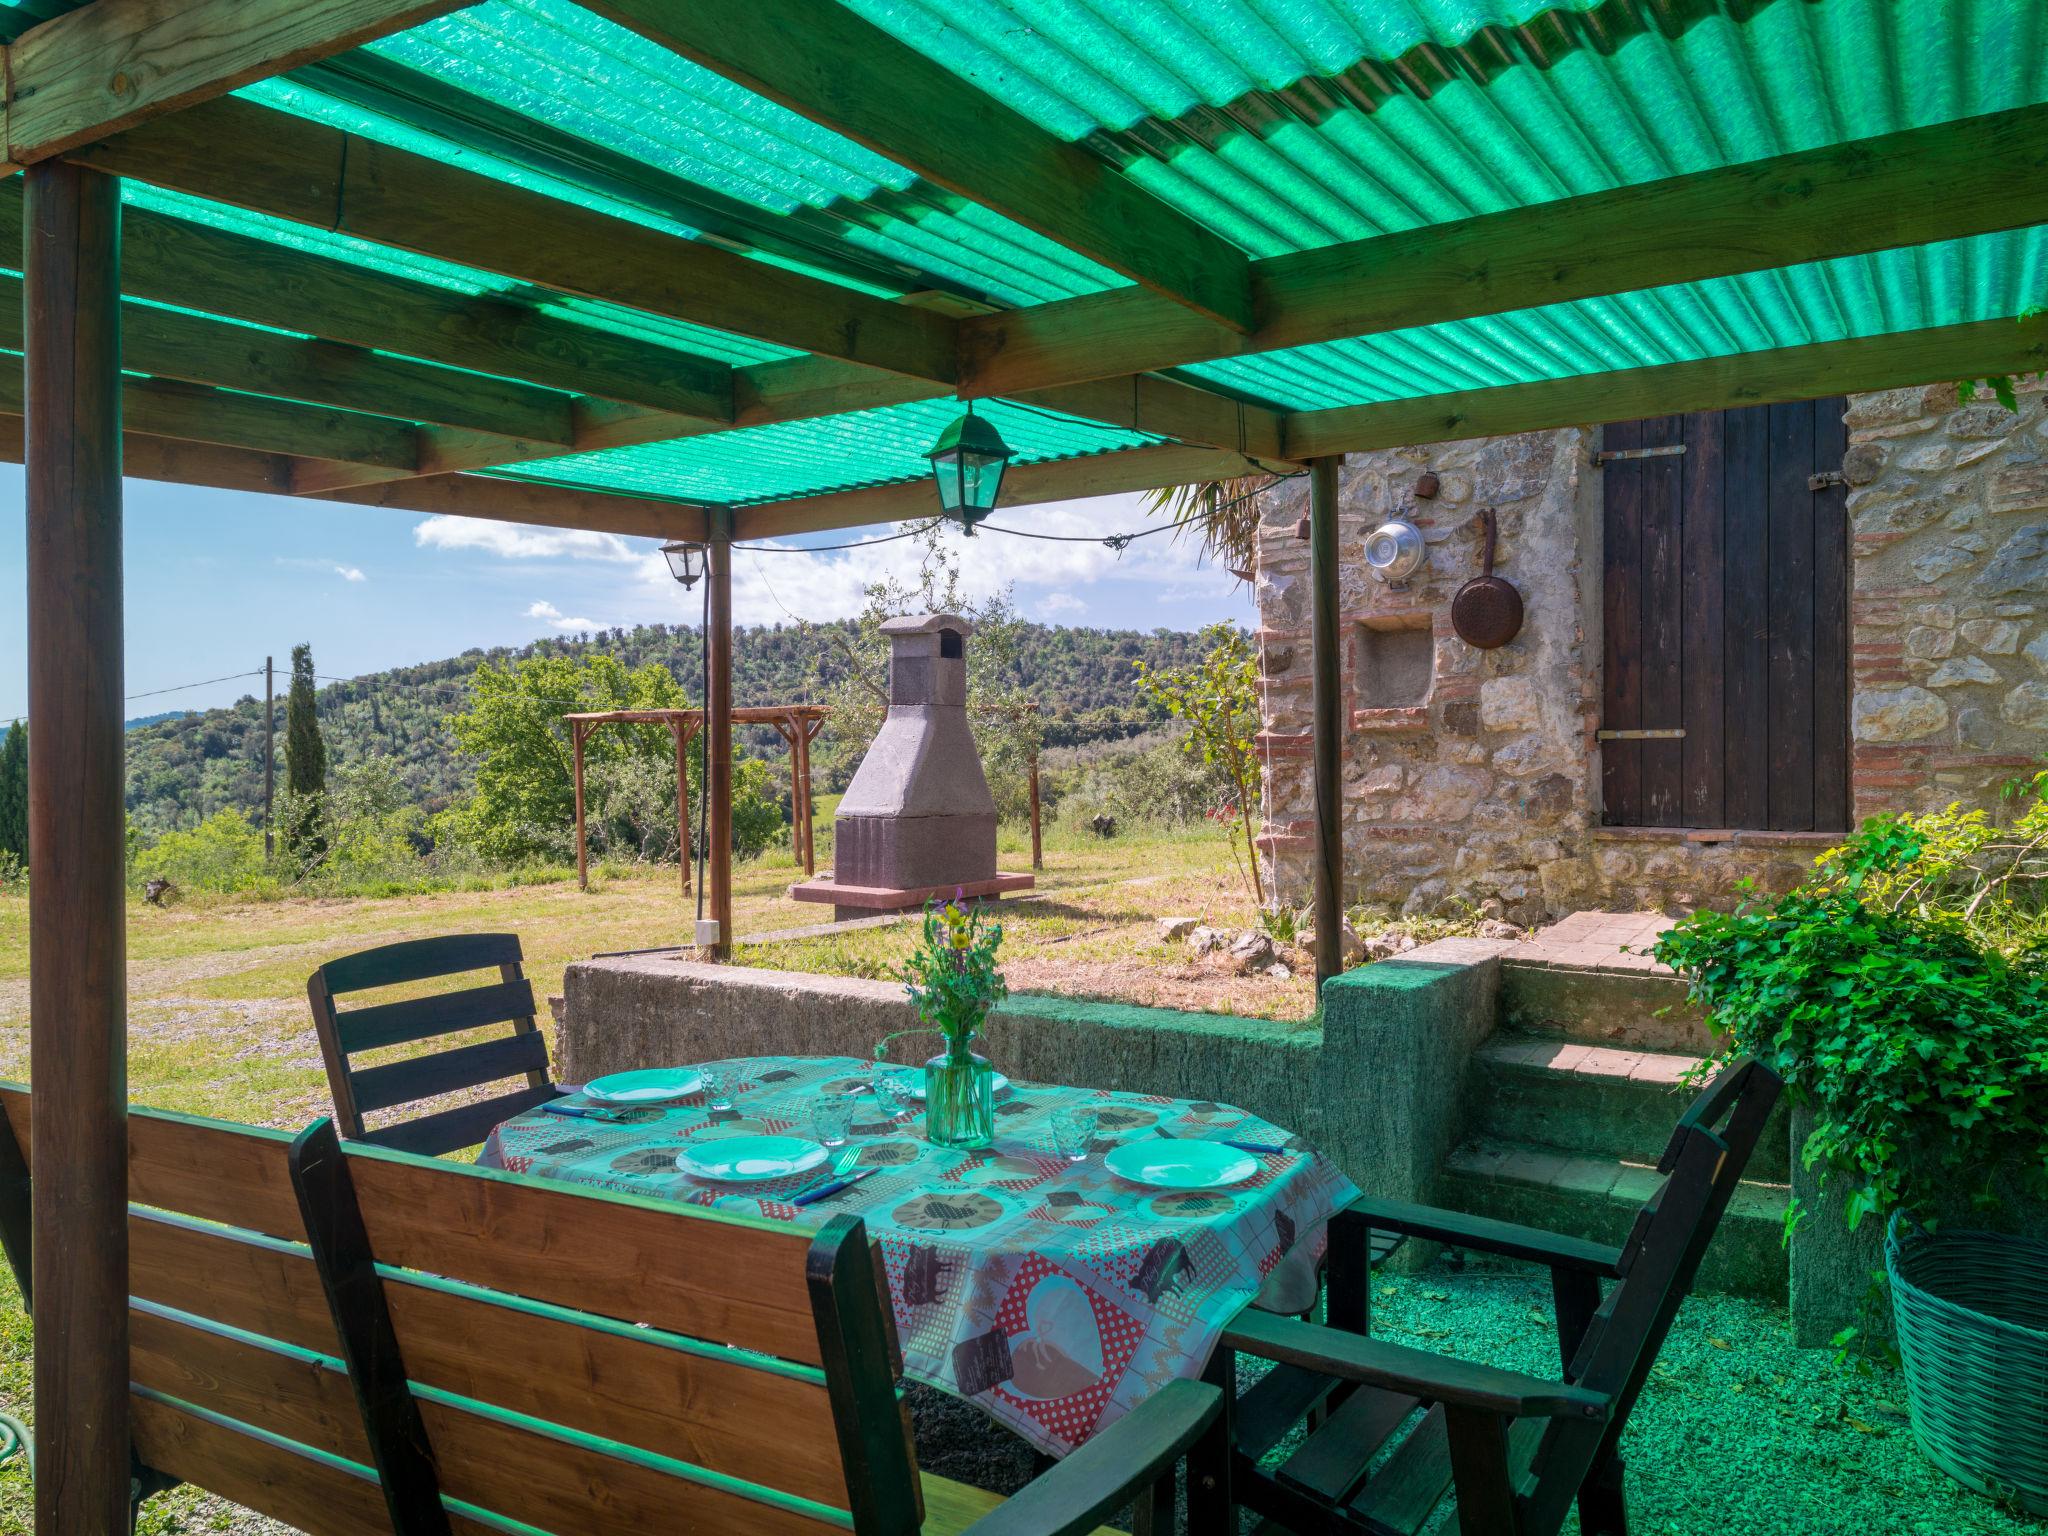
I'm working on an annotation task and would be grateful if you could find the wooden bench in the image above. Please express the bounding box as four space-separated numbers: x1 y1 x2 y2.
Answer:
0 1084 1219 1534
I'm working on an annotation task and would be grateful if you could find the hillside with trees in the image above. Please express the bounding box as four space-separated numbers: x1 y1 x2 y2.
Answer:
121 618 1217 837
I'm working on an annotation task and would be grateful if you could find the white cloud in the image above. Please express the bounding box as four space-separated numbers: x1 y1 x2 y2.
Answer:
414 516 638 563
416 491 1249 633
527 600 599 632
275 556 368 583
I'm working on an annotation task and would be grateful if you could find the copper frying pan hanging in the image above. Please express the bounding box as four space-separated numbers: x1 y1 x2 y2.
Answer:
1451 507 1523 649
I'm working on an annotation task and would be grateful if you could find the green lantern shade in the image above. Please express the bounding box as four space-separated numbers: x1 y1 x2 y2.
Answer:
926 407 1014 533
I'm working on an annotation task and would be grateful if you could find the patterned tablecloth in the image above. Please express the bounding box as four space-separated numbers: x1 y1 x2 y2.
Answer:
479 1054 1360 1456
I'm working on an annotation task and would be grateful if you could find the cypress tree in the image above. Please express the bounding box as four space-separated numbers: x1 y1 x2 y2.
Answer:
0 722 25 863
283 643 328 861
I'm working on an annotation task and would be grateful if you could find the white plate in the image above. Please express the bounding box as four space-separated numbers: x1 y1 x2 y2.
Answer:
583 1067 705 1104
1104 1139 1258 1191
676 1135 827 1183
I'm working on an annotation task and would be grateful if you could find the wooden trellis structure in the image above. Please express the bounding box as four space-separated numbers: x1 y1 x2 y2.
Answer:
7 0 2048 1527
565 704 829 891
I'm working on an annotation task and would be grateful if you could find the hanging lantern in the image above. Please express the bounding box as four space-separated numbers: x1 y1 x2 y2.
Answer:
925 403 1013 534
660 541 706 590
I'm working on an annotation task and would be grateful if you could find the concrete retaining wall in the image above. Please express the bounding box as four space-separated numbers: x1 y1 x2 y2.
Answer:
560 937 1513 1224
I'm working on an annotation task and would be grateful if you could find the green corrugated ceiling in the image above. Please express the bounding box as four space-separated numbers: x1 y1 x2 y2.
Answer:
2 0 2041 509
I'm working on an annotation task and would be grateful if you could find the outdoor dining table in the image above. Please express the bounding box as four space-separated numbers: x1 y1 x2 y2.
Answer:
479 1053 1361 1457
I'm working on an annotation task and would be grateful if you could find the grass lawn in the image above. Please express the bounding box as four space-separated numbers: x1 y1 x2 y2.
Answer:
0 816 2025 1533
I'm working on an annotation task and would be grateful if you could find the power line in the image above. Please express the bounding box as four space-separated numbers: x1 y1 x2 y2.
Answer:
2 668 266 727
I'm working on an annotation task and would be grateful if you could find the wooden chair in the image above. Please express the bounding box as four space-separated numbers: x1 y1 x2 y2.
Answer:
306 932 561 1155
0 1083 1218 1536
1196 1057 1785 1536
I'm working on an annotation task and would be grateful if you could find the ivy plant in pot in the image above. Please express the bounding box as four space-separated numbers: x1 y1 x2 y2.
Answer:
1655 783 2048 1513
896 898 1008 1150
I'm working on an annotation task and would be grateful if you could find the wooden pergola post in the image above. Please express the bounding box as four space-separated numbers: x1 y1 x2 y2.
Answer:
25 160 130 1536
1308 456 1345 989
571 719 589 890
705 511 735 957
669 717 692 894
1029 751 1043 872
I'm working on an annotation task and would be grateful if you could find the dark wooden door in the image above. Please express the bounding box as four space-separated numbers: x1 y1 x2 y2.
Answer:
1600 398 1849 831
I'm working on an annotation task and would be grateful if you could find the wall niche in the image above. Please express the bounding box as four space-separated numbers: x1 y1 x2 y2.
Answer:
1355 614 1435 708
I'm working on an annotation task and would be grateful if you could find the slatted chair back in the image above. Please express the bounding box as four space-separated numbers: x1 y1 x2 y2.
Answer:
1520 1057 1785 1532
0 1083 925 1536
307 932 559 1155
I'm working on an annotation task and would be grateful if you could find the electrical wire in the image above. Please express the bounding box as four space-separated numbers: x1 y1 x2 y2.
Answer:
2 669 268 727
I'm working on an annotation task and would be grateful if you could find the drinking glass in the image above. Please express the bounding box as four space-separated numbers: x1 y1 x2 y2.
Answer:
812 1094 856 1148
700 1066 735 1112
1050 1104 1096 1162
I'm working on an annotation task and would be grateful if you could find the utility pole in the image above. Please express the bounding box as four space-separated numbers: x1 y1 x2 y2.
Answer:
263 655 275 859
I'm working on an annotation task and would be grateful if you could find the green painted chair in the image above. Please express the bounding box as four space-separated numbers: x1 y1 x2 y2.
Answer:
1194 1057 1784 1536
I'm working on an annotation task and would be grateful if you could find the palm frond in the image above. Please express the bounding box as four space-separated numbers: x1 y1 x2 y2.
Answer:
1143 474 1284 582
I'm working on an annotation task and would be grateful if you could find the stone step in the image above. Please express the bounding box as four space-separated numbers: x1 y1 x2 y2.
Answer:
1498 958 1717 1054
1436 1138 1789 1300
1464 1035 1791 1183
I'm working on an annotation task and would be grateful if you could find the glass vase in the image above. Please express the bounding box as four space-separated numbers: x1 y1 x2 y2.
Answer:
924 1033 995 1150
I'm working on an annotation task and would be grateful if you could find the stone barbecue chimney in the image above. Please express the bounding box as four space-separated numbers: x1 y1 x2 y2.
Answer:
835 614 994 890
790 613 1031 918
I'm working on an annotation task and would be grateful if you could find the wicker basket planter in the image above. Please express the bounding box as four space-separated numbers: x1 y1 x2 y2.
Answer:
1887 1217 2048 1516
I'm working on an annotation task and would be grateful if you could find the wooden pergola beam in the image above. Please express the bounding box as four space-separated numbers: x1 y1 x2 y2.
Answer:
733 310 2048 536
585 0 1253 332
2 0 468 166
956 101 2048 396
1279 312 2048 459
0 414 712 539
295 362 1292 496
0 177 739 422
733 443 1266 540
69 95 960 383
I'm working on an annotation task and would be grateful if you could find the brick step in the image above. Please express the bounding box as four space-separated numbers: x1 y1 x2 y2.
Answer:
1465 1035 1791 1183
1498 959 1718 1054
1436 1138 1789 1301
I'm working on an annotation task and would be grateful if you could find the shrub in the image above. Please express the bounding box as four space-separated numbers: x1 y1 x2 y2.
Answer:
1655 799 2048 1236
131 809 270 895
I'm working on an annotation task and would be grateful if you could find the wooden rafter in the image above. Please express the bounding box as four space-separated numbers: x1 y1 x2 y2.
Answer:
1279 312 2048 459
733 443 1265 540
68 94 960 383
0 412 712 540
735 312 2048 537
2 0 469 166
291 364 1292 496
0 271 576 445
955 101 2048 396
0 178 737 421
583 0 1253 331
53 97 1286 470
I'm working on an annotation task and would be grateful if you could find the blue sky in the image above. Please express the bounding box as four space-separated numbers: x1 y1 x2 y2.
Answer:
0 467 1255 726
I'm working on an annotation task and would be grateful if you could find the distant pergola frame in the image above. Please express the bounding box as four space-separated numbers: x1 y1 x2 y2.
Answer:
9 1 2048 1528
564 705 829 891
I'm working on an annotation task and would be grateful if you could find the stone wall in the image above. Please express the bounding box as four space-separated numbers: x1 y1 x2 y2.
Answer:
1255 433 1601 927
1845 377 2048 818
1254 382 2048 921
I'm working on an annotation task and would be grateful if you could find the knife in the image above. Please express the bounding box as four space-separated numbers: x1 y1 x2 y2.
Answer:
792 1167 880 1207
541 1101 628 1123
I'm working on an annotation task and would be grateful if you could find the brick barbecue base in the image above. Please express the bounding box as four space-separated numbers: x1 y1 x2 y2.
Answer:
788 871 1035 922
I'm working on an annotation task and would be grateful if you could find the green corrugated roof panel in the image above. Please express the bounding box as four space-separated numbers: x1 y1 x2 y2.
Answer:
5 0 2043 510
486 397 1164 506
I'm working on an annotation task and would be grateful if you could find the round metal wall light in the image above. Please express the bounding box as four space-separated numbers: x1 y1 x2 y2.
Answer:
1363 520 1426 585
926 403 1014 534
